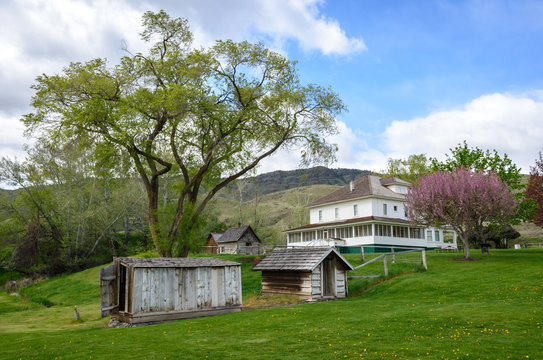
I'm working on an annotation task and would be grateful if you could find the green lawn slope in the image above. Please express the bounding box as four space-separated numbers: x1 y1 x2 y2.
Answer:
0 249 542 359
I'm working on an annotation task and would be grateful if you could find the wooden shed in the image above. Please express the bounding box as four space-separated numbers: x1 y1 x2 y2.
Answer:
252 247 354 301
100 257 242 324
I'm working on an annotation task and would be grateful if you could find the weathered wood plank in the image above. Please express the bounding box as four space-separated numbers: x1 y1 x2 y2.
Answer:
128 306 242 324
175 268 182 311
141 268 149 312
217 267 225 307
167 268 175 311
150 268 158 312
128 266 134 313
132 268 142 314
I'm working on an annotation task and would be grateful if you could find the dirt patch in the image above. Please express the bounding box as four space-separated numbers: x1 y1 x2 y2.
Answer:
242 295 304 310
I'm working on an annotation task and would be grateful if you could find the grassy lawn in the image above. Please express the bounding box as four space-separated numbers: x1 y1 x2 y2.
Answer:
0 249 541 359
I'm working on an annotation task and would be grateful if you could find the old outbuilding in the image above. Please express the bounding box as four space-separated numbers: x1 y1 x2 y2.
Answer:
252 247 354 301
204 225 261 255
100 257 242 324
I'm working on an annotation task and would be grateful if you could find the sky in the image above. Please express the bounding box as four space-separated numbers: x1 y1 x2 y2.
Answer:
1 0 543 174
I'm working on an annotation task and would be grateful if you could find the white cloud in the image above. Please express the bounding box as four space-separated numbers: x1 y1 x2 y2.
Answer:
0 113 28 160
174 0 366 55
259 93 543 174
382 93 543 173
257 120 384 173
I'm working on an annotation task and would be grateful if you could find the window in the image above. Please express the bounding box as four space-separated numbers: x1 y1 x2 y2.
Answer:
219 246 225 253
246 242 251 247
318 210 322 221
337 226 353 238
426 230 433 241
376 224 391 237
302 231 316 242
410 228 424 239
354 224 372 237
353 204 358 216
289 233 301 243
335 208 339 219
383 204 388 216
393 205 398 212
393 226 408 238
434 230 440 242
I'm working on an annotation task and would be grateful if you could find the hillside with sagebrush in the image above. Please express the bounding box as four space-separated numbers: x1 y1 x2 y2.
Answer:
220 166 370 200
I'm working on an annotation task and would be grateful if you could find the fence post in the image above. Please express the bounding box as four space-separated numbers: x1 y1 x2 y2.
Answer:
422 249 427 270
383 255 388 276
360 246 365 262
391 248 395 264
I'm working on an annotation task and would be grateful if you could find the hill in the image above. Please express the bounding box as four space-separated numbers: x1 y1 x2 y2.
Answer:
223 166 370 200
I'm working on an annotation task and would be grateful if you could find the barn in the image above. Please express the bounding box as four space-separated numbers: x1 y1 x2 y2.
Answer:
252 247 354 301
100 257 242 324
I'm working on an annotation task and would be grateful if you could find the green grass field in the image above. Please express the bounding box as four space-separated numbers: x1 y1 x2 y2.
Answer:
0 249 541 359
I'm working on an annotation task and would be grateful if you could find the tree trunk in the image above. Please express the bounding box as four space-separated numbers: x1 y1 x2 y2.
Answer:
459 234 471 259
146 182 171 257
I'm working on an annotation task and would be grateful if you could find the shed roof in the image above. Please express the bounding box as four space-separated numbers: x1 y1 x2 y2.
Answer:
253 247 354 272
115 257 240 268
216 225 260 244
307 175 408 208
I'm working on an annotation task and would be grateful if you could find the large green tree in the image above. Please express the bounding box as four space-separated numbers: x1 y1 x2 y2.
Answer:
23 11 344 257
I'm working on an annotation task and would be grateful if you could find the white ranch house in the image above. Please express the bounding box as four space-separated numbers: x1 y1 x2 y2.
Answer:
285 175 457 250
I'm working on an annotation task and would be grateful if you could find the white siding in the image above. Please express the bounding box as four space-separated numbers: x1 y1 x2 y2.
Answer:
371 198 407 220
310 198 373 224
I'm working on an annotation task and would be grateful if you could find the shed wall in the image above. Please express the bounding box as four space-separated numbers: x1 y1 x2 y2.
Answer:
129 265 241 319
261 271 312 299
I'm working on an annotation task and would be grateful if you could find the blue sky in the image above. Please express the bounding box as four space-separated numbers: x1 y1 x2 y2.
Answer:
1 0 542 173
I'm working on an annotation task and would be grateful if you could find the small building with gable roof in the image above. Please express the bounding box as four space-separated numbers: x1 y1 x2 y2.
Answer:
253 247 354 300
205 225 261 255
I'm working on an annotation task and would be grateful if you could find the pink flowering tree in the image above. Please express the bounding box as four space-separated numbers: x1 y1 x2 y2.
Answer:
406 167 518 259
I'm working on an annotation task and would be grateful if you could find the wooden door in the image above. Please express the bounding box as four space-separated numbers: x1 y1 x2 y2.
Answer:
322 258 335 297
100 264 118 317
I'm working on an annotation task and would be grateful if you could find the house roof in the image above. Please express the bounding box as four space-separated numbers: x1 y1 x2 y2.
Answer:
380 177 411 186
215 225 261 244
307 175 408 208
252 247 354 272
285 215 415 232
209 233 223 241
115 257 240 268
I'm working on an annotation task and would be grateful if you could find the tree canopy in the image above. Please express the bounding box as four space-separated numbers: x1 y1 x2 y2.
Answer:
525 152 543 228
22 10 344 257
406 167 517 259
383 154 430 183
430 141 535 225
